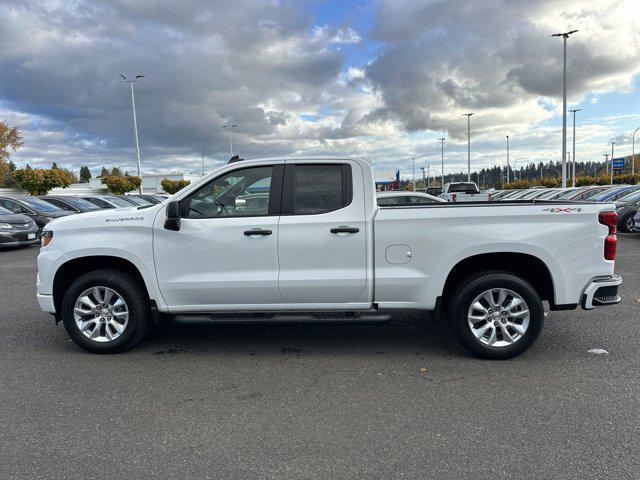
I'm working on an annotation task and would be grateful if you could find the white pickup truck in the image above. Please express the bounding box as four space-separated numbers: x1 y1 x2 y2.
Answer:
36 157 622 359
439 182 491 202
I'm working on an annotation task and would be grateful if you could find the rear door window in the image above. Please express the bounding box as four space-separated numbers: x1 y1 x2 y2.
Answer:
285 164 351 215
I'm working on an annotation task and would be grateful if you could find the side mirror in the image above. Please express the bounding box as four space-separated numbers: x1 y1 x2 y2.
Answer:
164 201 181 231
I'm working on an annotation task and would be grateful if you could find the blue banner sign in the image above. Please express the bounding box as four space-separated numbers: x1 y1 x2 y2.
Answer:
612 157 625 169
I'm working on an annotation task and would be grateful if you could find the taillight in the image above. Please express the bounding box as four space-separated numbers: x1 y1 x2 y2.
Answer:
598 211 617 260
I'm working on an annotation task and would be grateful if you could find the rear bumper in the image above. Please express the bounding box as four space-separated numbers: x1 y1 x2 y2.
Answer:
581 275 622 310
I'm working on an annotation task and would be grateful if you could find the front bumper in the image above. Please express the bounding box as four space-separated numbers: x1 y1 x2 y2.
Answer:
581 275 622 310
37 293 56 314
0 228 40 247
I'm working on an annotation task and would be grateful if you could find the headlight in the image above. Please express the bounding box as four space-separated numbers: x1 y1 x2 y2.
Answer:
41 231 53 247
0 223 13 229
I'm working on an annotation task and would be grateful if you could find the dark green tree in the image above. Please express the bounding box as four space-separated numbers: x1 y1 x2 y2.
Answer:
79 165 92 183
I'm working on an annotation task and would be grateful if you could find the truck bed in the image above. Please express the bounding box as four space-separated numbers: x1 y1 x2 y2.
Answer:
372 199 614 310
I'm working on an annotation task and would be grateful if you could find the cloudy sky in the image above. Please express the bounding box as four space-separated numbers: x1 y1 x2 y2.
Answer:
1 0 639 180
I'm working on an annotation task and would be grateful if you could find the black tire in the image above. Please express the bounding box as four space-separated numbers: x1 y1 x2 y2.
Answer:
619 213 635 233
61 269 150 353
448 271 544 359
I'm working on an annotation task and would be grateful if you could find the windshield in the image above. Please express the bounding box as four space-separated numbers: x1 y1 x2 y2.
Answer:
59 197 101 210
531 189 554 199
105 196 136 208
617 190 640 204
581 188 610 199
448 183 479 193
0 206 12 214
554 189 580 200
123 196 152 206
19 197 63 212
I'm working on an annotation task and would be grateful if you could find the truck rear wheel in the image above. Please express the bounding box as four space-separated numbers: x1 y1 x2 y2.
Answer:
448 272 544 359
60 269 150 353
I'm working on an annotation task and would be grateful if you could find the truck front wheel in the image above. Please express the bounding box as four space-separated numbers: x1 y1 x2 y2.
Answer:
60 269 150 353
448 272 544 359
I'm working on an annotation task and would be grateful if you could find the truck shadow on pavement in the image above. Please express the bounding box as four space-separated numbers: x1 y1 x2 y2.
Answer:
143 312 465 358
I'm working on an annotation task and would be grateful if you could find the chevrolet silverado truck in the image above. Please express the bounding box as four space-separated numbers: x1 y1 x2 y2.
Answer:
36 157 622 359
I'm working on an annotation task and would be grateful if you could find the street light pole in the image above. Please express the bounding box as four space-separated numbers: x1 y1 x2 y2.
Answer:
632 126 639 177
506 135 510 184
222 124 238 157
120 74 145 193
412 157 416 191
569 108 580 187
552 30 578 189
420 166 426 189
438 137 446 187
463 113 473 181
610 141 616 185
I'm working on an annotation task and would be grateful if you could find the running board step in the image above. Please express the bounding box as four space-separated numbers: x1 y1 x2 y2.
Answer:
172 311 392 325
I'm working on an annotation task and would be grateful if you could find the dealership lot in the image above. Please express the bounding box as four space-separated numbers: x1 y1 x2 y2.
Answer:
1 237 639 479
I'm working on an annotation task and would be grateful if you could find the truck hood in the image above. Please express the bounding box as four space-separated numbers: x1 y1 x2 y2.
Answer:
44 205 161 231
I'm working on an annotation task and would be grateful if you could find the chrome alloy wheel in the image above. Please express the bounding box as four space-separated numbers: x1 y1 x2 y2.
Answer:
467 288 530 348
73 286 129 343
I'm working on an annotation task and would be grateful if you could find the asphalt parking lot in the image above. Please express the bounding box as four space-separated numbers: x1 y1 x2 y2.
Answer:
1 236 639 479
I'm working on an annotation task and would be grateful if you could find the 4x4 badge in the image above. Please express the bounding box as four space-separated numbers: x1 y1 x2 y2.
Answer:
542 207 583 213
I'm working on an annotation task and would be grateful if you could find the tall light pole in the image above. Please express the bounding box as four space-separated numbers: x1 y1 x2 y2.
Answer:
506 135 510 184
120 74 145 193
420 166 426 189
411 156 416 191
552 29 578 189
610 141 616 185
569 108 580 187
632 126 639 176
222 123 238 157
567 151 571 185
438 137 446 187
463 113 473 181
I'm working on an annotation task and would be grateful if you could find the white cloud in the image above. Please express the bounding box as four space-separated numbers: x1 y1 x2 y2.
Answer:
0 0 639 180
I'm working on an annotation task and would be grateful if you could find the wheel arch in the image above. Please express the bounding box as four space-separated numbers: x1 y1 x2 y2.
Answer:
53 256 150 315
440 252 556 310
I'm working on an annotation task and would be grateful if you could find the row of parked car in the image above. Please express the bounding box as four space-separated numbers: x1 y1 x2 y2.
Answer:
0 193 167 248
491 184 640 232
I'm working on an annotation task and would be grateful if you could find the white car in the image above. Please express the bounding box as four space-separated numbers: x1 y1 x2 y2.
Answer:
37 157 621 359
376 191 446 205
